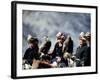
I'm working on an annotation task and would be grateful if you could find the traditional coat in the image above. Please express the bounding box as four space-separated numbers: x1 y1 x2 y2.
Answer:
75 44 88 66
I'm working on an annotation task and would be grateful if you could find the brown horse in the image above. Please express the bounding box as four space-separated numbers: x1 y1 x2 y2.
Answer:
32 59 53 69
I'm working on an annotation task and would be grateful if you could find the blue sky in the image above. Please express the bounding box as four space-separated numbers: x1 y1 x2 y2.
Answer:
22 10 90 56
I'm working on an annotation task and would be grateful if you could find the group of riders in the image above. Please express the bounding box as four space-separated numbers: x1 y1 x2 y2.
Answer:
23 32 91 69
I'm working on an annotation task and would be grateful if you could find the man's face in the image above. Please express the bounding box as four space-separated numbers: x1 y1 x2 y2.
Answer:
58 39 64 44
79 39 84 46
87 36 91 42
28 43 34 48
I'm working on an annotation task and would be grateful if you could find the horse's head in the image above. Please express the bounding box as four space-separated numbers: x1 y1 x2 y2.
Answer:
63 52 71 60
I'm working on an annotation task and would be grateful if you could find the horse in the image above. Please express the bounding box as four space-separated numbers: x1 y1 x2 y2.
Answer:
63 52 76 67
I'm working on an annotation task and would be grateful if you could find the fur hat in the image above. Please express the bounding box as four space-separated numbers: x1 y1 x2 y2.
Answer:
85 32 91 37
27 34 38 44
56 32 65 40
79 32 85 37
28 38 35 44
79 32 86 41
56 32 63 38
27 34 33 41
